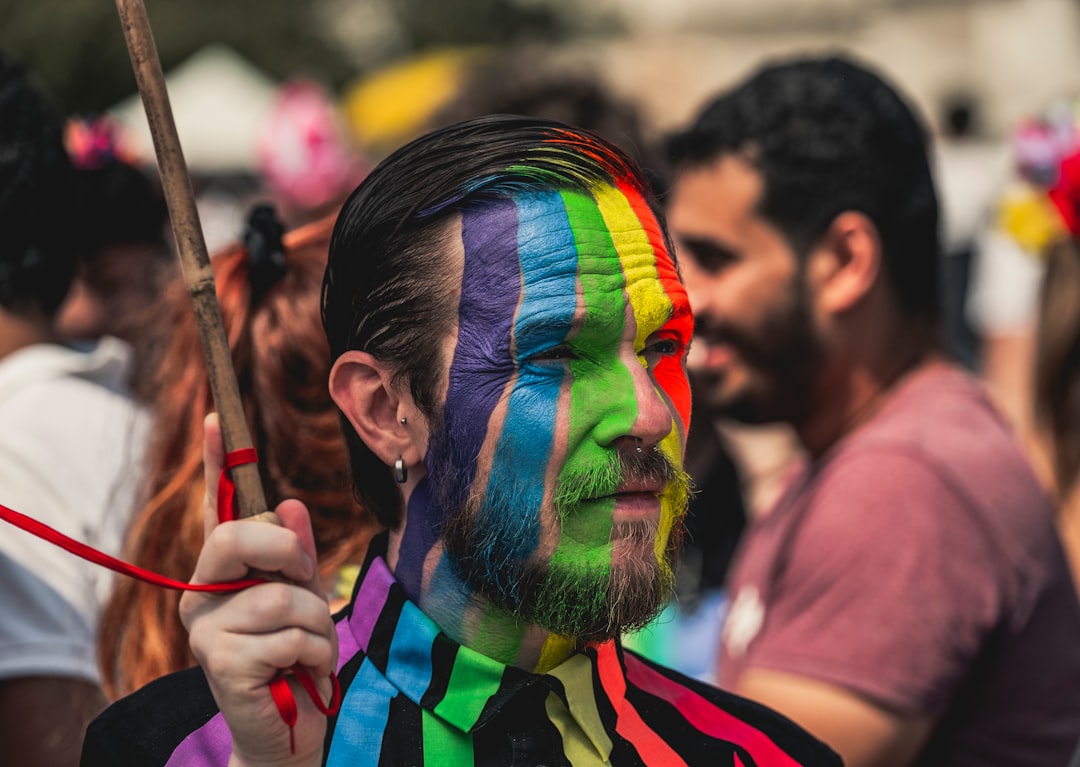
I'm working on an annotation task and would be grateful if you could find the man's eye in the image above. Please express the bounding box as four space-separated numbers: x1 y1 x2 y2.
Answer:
526 344 576 363
679 238 737 274
640 338 681 365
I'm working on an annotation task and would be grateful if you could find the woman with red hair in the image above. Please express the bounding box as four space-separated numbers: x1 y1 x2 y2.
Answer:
97 205 376 699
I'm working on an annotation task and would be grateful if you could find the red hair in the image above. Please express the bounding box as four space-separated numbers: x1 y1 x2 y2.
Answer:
98 213 376 698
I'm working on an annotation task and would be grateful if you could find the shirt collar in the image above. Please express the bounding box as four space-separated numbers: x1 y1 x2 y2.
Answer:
341 536 624 760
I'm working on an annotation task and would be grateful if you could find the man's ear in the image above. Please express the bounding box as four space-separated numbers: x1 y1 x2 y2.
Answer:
329 351 423 468
810 211 882 315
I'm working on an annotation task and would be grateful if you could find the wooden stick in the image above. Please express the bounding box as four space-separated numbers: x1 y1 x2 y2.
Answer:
114 0 268 519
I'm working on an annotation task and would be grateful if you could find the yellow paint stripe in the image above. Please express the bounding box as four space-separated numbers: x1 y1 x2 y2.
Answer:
590 183 671 355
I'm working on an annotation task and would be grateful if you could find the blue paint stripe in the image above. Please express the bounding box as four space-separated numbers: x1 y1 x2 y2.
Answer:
483 191 577 563
444 197 523 494
325 659 397 767
385 599 439 703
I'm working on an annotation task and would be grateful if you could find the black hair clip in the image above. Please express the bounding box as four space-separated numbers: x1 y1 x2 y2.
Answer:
243 203 287 305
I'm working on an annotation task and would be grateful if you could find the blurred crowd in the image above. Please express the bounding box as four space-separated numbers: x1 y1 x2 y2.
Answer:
2 31 1080 767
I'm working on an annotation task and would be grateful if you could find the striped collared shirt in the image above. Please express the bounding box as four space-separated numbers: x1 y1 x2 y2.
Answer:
84 538 839 766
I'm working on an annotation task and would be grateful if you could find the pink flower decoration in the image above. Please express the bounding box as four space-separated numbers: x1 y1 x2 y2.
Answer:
65 117 138 170
1049 149 1080 237
257 80 367 210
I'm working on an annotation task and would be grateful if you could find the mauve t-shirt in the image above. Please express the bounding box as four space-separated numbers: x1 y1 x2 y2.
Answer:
719 365 1080 766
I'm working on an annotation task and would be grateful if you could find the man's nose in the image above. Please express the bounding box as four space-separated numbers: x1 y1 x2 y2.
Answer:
628 359 676 449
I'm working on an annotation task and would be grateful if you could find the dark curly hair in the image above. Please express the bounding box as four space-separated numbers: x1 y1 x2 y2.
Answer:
667 54 941 321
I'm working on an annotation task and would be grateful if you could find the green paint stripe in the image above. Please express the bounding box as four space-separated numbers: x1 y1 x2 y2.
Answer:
432 647 506 730
421 708 475 765
557 189 637 568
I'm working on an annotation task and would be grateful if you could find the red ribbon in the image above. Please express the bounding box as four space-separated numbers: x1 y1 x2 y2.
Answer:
0 501 262 592
217 447 258 523
0 447 340 753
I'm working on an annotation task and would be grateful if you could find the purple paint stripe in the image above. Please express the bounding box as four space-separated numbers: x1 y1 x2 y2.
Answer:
165 712 232 766
336 609 361 669
443 198 523 486
346 556 395 653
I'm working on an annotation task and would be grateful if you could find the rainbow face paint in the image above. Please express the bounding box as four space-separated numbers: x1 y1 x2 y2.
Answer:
396 179 692 657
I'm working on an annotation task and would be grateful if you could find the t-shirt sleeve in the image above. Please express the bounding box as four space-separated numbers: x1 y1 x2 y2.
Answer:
743 447 1003 717
0 444 102 684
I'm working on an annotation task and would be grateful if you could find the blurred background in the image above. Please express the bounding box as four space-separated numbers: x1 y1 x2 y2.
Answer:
4 0 1079 683
3 0 1076 248
6 0 1080 133
6 0 1077 160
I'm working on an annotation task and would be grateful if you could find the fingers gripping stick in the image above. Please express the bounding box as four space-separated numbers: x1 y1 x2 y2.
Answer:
218 447 341 752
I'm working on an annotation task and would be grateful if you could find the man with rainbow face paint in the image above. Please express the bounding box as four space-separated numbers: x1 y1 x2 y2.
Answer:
84 116 840 767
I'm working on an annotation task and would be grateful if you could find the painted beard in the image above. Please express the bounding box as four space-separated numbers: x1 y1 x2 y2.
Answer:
434 432 691 643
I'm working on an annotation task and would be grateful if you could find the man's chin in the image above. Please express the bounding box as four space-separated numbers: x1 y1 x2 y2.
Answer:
512 545 675 643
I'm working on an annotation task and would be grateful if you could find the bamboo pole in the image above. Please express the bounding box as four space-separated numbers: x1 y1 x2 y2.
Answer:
114 0 268 519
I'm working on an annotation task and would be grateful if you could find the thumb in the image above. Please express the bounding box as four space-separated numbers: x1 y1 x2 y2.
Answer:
274 498 323 597
202 412 225 539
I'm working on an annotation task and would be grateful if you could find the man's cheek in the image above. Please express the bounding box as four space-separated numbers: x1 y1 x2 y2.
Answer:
654 359 691 430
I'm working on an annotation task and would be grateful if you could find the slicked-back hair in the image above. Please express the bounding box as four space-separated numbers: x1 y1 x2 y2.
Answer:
323 114 671 527
667 54 941 321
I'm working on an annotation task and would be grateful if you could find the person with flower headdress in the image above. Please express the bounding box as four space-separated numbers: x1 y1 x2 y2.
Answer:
971 104 1080 767
54 117 175 377
966 101 1080 448
55 116 180 407
973 103 1080 599
0 52 150 766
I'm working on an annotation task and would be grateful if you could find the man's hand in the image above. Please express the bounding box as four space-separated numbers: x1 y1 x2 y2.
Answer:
738 668 933 767
179 414 337 767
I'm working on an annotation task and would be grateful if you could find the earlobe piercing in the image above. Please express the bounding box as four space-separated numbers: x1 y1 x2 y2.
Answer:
635 438 643 453
400 417 407 425
394 457 408 483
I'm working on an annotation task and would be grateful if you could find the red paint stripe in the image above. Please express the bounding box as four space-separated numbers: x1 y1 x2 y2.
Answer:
596 644 689 767
625 653 803 767
618 181 692 429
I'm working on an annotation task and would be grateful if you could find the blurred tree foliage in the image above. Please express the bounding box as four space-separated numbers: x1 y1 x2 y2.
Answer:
0 0 578 115
395 0 569 50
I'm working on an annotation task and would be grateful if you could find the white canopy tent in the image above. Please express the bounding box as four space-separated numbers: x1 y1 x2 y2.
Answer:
110 44 279 175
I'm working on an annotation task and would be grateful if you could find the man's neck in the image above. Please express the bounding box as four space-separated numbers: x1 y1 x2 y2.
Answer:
796 320 943 458
0 308 55 361
386 527 580 674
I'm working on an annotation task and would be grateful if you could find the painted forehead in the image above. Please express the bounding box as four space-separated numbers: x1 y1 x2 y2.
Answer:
455 181 688 341
446 180 692 428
